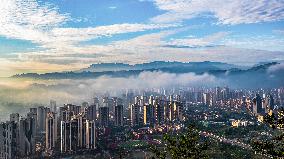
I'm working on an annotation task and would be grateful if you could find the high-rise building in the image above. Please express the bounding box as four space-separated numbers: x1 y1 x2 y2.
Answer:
66 104 81 116
19 114 36 157
60 116 96 153
149 95 154 105
169 101 183 122
143 104 155 125
253 94 263 115
174 102 184 121
99 107 109 127
278 88 284 107
45 112 57 151
0 121 18 159
60 119 78 153
115 105 123 126
155 102 164 124
203 93 211 106
77 115 86 148
86 104 96 121
267 94 274 110
263 94 275 113
134 96 140 105
102 97 109 107
160 99 171 121
37 106 50 133
28 109 38 137
140 96 147 106
130 104 140 126
59 104 82 122
215 87 221 101
113 97 123 111
85 120 96 149
169 95 174 102
221 87 230 100
169 100 176 122
108 98 115 113
60 109 71 122
94 98 100 116
76 115 95 150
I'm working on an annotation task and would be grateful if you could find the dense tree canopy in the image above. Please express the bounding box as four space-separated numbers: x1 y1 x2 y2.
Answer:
252 108 284 158
151 125 209 159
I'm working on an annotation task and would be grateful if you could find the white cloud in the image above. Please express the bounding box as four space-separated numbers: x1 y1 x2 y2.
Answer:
0 71 218 103
150 0 284 24
167 32 229 47
222 35 284 52
108 6 117 9
13 30 284 70
50 23 179 46
0 0 178 51
267 62 284 73
0 0 69 42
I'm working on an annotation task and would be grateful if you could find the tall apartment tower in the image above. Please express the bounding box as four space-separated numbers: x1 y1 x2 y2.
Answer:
130 104 140 126
253 94 263 115
99 107 109 127
45 112 57 151
86 120 96 149
152 98 165 124
37 106 50 133
143 104 155 125
86 104 97 121
61 117 96 153
19 113 36 157
60 119 79 153
0 121 18 159
115 105 123 126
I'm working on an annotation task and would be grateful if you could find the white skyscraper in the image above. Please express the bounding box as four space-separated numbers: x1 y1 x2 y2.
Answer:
45 112 57 151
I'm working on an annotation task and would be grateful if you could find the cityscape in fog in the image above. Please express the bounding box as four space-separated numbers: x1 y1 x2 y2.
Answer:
1 86 284 158
1 0 284 158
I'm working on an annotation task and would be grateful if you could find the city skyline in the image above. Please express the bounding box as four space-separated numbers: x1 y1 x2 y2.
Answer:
0 86 283 158
0 0 284 76
0 1 284 158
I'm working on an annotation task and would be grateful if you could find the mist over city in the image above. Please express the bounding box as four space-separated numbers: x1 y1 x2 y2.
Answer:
0 0 284 158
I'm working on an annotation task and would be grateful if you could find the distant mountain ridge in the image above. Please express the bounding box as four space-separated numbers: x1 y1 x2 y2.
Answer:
11 61 279 80
12 61 284 88
77 61 238 72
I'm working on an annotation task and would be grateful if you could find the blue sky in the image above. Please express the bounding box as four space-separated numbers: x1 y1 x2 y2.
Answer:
0 0 284 76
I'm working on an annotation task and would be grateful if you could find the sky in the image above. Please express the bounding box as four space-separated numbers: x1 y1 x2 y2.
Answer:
0 0 284 77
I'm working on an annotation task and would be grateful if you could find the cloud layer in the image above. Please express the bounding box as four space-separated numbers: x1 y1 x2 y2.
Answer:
0 71 218 120
150 0 284 24
1 60 284 120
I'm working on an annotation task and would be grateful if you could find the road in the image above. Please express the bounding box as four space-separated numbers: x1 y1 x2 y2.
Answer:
199 131 252 149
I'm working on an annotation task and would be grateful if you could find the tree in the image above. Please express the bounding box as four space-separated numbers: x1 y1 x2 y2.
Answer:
252 134 284 158
263 111 277 129
151 125 209 159
252 108 284 158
